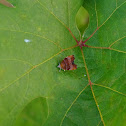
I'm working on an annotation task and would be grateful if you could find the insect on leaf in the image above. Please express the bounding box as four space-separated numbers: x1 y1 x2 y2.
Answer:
0 0 126 126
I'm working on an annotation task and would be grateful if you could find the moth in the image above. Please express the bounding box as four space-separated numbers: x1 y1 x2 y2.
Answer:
58 55 77 71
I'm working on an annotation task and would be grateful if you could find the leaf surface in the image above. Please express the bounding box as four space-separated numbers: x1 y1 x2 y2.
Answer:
0 0 126 126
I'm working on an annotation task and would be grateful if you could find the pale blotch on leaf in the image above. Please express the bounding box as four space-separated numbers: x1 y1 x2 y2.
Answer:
76 6 89 39
24 39 31 43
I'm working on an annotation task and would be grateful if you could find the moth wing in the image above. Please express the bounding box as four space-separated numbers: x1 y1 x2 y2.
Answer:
60 58 70 70
63 58 70 70
73 64 77 70
66 55 75 62
69 64 77 70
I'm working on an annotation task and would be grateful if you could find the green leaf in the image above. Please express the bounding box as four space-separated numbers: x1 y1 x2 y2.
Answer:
76 6 89 39
0 0 126 126
14 97 48 126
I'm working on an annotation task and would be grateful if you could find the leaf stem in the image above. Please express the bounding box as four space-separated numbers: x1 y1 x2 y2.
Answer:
80 48 91 85
67 27 78 43
90 86 106 126
83 27 99 43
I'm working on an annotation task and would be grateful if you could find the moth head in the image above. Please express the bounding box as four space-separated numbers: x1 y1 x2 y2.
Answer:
57 63 61 72
57 63 61 69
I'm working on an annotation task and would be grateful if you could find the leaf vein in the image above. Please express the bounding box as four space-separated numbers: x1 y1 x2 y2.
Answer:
60 84 89 126
93 83 126 96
